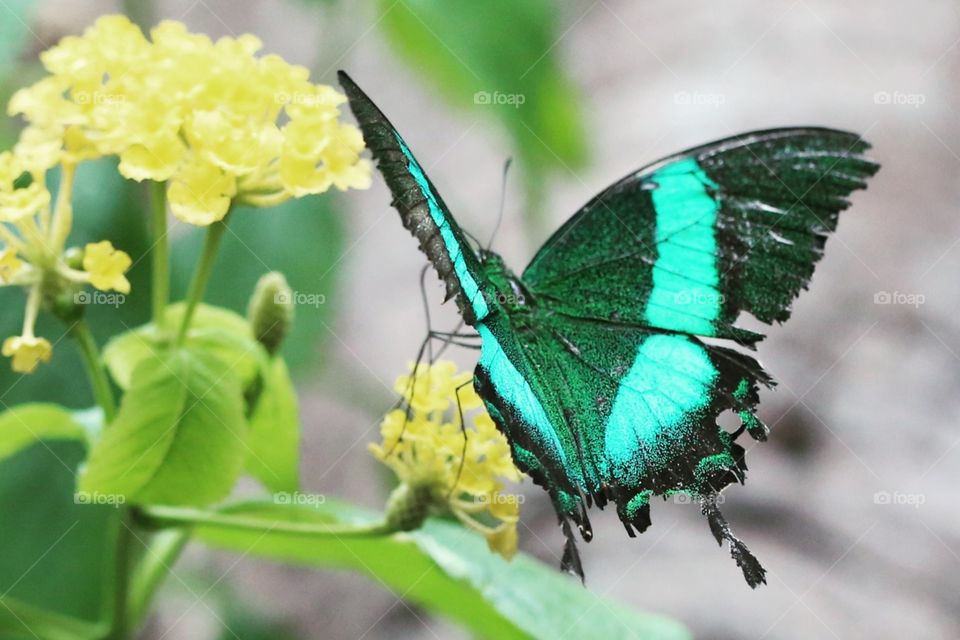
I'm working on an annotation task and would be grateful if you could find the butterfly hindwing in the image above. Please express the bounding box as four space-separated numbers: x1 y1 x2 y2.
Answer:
474 309 772 584
338 71 491 325
523 128 880 342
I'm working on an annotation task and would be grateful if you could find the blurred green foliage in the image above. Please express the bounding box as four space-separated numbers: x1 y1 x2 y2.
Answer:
379 0 588 227
194 500 691 640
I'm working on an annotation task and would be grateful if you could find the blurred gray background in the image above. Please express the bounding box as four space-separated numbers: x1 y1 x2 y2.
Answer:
26 0 960 638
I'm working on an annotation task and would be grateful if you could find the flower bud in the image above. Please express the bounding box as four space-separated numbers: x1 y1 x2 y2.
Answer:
247 271 293 356
63 246 84 270
385 483 434 532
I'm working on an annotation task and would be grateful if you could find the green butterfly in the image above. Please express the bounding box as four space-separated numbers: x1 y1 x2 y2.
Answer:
338 71 879 587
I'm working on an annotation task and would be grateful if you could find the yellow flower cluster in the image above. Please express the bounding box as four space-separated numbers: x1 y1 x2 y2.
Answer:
9 15 371 226
370 361 524 560
0 147 131 372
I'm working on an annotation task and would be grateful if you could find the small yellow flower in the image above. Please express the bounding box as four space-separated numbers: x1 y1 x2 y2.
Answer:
371 361 525 560
0 152 50 223
2 335 52 373
82 240 131 293
0 249 23 283
167 156 237 225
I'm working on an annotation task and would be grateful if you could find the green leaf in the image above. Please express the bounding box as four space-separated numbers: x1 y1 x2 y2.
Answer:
0 441 118 624
79 348 248 506
103 303 262 390
379 0 588 220
171 194 346 373
0 595 105 640
191 500 690 640
246 358 300 493
0 404 93 464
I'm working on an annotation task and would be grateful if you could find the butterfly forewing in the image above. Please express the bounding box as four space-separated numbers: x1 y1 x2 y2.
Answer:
523 128 880 342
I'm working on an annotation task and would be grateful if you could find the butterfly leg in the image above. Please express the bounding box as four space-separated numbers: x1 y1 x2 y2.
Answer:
387 329 478 458
447 378 476 497
701 494 766 588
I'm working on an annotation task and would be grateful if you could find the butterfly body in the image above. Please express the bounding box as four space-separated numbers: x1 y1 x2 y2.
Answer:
338 71 879 587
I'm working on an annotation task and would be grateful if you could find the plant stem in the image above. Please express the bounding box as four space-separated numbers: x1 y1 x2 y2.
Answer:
139 505 396 538
72 320 116 422
150 181 169 330
107 513 134 640
174 215 229 347
127 529 190 630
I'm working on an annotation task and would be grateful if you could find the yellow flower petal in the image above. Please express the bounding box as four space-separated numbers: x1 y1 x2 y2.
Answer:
2 335 53 374
0 249 23 283
83 240 132 293
118 129 186 182
485 523 518 560
0 183 50 223
167 157 237 226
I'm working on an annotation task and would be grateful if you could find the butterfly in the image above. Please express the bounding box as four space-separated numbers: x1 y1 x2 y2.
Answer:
338 71 879 587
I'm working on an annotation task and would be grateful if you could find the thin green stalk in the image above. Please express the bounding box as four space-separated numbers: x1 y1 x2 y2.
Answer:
174 215 229 347
150 181 169 329
139 505 395 538
127 529 190 631
106 513 134 640
72 320 116 422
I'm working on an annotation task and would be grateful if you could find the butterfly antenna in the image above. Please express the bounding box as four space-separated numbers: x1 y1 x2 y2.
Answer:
486 157 513 251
